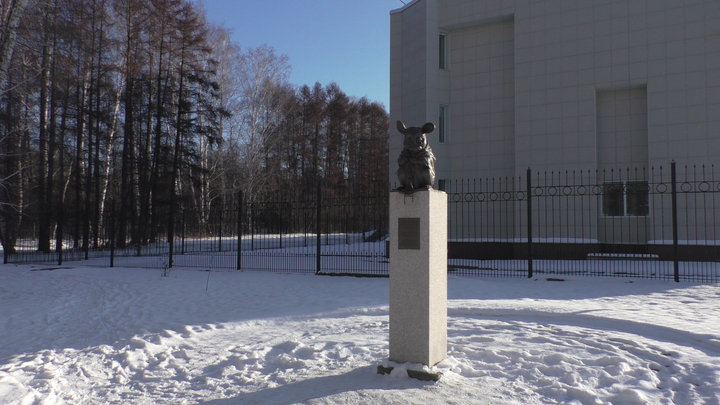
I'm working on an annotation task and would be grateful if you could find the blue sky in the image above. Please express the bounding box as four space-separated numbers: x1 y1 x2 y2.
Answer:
196 0 404 109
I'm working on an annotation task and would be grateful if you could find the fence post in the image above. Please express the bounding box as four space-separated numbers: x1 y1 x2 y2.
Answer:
110 201 115 267
83 200 89 260
237 190 243 271
527 168 533 278
181 209 186 254
670 160 679 282
57 201 64 265
316 181 322 274
168 204 175 269
218 208 223 252
279 201 283 249
137 215 142 257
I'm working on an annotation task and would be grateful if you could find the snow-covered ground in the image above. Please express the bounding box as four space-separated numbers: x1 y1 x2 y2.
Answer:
1 263 719 404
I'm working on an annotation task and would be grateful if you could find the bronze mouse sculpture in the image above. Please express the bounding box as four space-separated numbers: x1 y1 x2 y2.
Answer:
395 120 436 192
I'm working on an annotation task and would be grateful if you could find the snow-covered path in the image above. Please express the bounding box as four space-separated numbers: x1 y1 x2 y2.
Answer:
1 263 719 404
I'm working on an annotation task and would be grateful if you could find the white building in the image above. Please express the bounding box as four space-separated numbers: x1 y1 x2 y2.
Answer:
389 0 720 246
390 0 720 183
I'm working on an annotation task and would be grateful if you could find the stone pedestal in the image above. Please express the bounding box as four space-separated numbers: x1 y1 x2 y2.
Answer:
389 189 447 366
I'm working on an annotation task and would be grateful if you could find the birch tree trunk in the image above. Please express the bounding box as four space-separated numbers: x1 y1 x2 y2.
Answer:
0 0 32 97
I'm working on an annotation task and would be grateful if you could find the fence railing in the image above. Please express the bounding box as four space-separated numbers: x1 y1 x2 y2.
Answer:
447 161 720 282
4 184 390 275
4 163 719 282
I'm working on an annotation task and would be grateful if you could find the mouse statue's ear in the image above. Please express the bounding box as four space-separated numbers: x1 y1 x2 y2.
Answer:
396 120 407 134
421 122 435 134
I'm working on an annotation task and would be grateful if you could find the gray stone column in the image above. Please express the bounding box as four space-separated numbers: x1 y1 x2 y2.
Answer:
389 189 447 366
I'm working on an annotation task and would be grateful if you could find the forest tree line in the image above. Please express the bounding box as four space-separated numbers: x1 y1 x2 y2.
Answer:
0 0 390 253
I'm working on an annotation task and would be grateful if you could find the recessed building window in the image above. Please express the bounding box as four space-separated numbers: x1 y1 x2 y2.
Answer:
438 179 449 192
438 105 447 143
602 181 649 217
439 33 447 69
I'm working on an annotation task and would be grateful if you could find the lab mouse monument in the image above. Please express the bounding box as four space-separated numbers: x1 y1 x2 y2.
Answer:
383 120 447 377
395 120 436 193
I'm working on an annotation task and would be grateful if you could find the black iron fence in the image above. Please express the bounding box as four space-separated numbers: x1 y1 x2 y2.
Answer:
4 184 390 275
448 161 720 282
4 163 719 282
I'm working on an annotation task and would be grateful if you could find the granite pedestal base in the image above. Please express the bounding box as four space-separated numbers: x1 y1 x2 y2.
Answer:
388 189 447 367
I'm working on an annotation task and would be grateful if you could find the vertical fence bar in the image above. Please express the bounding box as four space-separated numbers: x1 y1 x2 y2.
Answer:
84 197 90 260
168 202 175 269
110 201 115 267
57 206 63 265
316 181 322 274
527 168 533 278
55 202 64 266
137 216 142 257
181 209 186 254
218 209 223 252
324 198 329 246
304 205 308 247
237 190 243 271
671 160 679 282
362 202 367 242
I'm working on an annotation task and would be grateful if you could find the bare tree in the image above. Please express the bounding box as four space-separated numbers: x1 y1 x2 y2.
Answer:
0 0 33 98
194 23 240 217
236 44 292 201
0 0 389 257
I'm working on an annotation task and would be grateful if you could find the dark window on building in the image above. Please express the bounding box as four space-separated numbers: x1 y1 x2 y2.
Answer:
438 179 448 192
625 181 649 216
438 105 447 143
439 33 447 69
602 181 649 216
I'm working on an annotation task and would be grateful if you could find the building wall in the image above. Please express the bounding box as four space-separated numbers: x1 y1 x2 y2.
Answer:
390 0 720 243
447 18 515 180
390 0 434 187
597 87 649 171
390 0 720 183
